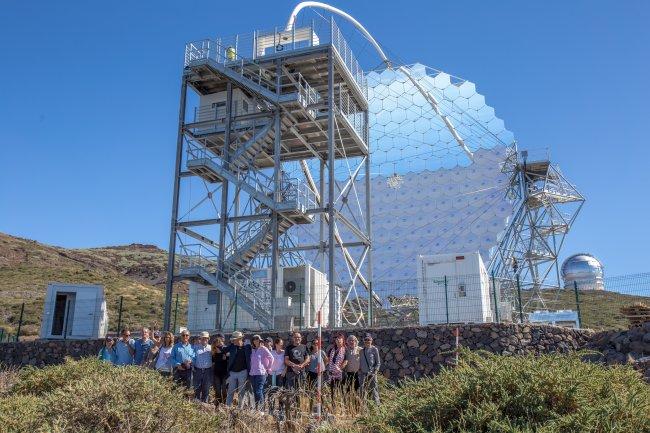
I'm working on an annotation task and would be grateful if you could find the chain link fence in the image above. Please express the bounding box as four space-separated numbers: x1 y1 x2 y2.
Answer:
1 272 649 342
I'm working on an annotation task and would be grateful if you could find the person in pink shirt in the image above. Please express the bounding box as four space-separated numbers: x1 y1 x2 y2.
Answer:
249 334 273 410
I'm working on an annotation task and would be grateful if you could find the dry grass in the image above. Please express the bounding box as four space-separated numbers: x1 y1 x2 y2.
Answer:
2 352 648 433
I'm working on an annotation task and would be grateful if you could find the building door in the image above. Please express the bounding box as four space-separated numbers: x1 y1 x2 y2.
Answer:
51 292 76 337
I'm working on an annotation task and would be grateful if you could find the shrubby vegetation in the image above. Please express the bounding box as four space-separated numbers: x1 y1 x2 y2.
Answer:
1 358 221 432
345 350 650 433
1 351 648 433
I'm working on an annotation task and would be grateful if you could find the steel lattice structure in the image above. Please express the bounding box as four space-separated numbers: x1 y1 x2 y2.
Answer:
489 147 585 313
163 2 584 330
163 17 372 331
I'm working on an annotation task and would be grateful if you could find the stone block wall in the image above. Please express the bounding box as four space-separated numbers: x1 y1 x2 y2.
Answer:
1 323 597 382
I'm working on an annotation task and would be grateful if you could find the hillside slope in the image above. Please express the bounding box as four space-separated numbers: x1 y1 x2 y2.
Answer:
1 232 648 338
0 233 179 337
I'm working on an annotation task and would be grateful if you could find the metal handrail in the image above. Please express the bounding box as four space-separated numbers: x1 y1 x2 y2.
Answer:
177 244 272 317
184 19 367 95
330 19 367 94
335 89 366 140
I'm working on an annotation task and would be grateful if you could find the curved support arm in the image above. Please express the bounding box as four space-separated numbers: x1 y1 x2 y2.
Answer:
285 1 391 67
286 1 474 161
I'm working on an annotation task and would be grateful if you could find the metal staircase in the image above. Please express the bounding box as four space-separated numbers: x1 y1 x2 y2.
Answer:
166 21 371 332
177 251 273 328
181 97 317 328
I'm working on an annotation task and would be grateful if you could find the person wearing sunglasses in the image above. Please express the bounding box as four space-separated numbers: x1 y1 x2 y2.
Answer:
171 330 196 389
359 334 381 404
98 337 117 364
114 328 135 366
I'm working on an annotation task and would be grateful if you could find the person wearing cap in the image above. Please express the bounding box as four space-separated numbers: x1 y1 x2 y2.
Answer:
171 330 196 389
211 333 229 407
192 331 213 403
98 337 117 364
226 331 252 407
359 333 381 404
249 334 273 410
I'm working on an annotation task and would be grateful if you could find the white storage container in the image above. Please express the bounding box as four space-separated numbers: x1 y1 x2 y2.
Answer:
40 283 108 339
186 264 329 332
417 252 494 325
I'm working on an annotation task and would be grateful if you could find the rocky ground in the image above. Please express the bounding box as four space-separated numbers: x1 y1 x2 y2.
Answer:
588 321 650 381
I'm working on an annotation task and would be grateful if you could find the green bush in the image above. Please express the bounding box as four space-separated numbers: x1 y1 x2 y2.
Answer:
353 350 650 433
2 358 222 433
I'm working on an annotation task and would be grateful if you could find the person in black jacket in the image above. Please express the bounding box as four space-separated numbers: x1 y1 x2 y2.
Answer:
211 333 229 407
225 331 252 407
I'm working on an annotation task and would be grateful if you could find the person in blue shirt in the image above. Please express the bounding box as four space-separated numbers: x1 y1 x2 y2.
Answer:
171 330 196 389
133 327 155 366
192 331 213 403
114 328 135 366
98 337 117 364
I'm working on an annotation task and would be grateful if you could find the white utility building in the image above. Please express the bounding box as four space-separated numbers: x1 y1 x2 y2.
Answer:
40 283 109 339
417 252 500 325
187 264 329 332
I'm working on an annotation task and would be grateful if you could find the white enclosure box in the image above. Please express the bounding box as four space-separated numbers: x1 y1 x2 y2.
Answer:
196 89 257 124
255 26 320 58
273 265 330 330
40 283 108 339
417 252 494 325
187 264 329 332
529 310 580 328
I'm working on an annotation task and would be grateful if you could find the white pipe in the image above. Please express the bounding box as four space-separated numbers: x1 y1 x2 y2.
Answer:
285 1 474 161
285 1 390 67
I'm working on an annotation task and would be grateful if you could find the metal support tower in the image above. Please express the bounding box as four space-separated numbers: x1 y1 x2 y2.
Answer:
162 18 372 331
489 146 584 319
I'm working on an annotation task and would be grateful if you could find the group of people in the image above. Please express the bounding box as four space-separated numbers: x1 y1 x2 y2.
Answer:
98 327 381 411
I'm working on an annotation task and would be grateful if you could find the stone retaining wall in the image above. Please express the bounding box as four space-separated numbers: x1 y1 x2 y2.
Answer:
587 321 650 381
1 323 596 382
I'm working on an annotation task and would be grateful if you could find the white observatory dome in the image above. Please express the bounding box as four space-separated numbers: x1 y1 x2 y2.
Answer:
561 253 605 291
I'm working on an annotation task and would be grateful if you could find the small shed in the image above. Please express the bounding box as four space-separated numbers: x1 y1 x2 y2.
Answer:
40 283 109 339
417 252 495 325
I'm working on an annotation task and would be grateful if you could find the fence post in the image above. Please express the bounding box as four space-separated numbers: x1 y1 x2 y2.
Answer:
0 328 4 342
234 289 238 331
299 286 303 330
444 276 450 324
116 296 124 335
491 271 500 323
15 303 25 342
368 281 373 327
573 281 582 328
172 293 179 333
516 274 524 323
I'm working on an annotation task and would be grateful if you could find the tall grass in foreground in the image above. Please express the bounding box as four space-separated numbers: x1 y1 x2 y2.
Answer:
1 352 648 433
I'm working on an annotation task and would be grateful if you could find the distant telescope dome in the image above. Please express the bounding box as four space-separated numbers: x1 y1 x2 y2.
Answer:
561 253 605 290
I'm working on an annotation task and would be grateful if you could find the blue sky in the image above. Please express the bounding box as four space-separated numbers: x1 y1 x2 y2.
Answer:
0 0 648 277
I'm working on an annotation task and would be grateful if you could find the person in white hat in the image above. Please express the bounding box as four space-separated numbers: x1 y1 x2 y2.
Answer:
192 331 213 403
225 330 252 407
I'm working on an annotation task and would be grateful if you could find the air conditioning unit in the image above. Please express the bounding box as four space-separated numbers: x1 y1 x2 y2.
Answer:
284 280 298 295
